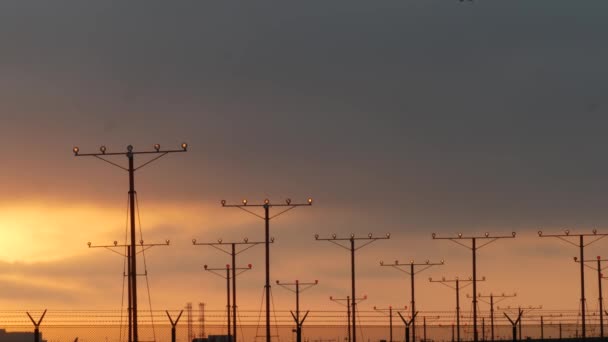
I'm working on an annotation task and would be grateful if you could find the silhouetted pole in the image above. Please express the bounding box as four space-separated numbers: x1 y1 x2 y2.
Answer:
75 143 187 342
503 309 523 342
432 232 516 342
26 310 46 342
277 280 318 342
431 276 482 342
332 295 365 342
476 293 517 341
577 255 608 339
538 229 608 340
540 316 544 340
316 232 390 342
380 259 443 342
193 237 265 342
499 305 541 341
222 198 312 342
166 310 184 342
374 306 404 342
398 311 418 342
204 263 252 341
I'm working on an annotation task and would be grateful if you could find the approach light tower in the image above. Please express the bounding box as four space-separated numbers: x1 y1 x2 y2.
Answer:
432 232 516 342
221 198 313 342
276 279 319 342
316 233 391 342
380 259 444 342
538 228 608 339
473 292 517 341
74 143 187 342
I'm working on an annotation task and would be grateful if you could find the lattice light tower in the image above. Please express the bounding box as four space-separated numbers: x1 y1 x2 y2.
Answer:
380 259 444 342
538 228 608 339
432 231 516 342
221 198 312 342
74 143 188 342
316 233 390 342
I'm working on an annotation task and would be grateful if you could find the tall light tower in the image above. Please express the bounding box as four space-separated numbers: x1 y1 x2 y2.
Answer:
74 143 188 342
220 198 313 342
193 237 265 342
473 292 517 341
276 279 318 342
316 233 390 342
432 231 516 342
538 228 608 339
575 255 608 338
380 259 444 342
430 276 484 342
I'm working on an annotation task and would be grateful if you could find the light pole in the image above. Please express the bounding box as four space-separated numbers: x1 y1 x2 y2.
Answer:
277 280 319 342
474 292 517 341
330 295 367 342
380 259 444 342
166 310 184 342
221 198 312 342
503 309 523 342
430 276 484 342
26 310 46 342
538 228 608 339
575 255 608 338
204 263 252 341
432 231 516 342
193 237 265 342
398 311 418 342
316 233 391 342
373 306 404 342
75 143 187 342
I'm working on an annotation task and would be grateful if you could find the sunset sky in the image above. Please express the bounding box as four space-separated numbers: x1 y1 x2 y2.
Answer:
1 0 608 322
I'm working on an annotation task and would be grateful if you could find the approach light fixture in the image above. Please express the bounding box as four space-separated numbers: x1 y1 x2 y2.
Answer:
100 146 107 154
73 146 79 155
154 144 160 151
181 143 188 151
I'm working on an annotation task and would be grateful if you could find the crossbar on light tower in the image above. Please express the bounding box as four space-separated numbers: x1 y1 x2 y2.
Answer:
575 255 608 338
380 259 444 342
330 295 367 342
204 263 252 341
193 237 265 342
430 276 484 342
276 279 318 342
74 143 187 342
221 198 312 342
473 292 517 341
538 228 608 339
432 231 516 342
316 232 390 342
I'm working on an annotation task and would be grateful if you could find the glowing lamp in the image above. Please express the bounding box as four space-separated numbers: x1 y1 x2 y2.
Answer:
154 144 160 151
181 143 188 151
73 146 80 155
100 146 107 153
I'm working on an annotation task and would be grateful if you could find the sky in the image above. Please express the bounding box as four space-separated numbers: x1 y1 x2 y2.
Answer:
1 0 608 328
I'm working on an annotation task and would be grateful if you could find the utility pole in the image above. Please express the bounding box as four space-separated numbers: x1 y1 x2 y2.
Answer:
331 295 367 342
316 233 391 342
221 198 313 342
430 276 484 342
538 228 608 340
474 292 517 341
432 231 516 342
75 143 187 342
277 280 319 342
380 259 444 342
576 255 608 338
204 263 252 341
193 237 265 342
